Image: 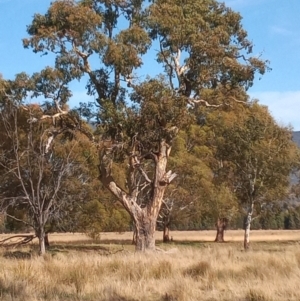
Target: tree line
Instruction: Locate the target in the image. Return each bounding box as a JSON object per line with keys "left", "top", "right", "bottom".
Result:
{"left": 0, "top": 0, "right": 299, "bottom": 255}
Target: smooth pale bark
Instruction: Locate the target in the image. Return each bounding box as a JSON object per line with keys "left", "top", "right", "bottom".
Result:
{"left": 37, "top": 229, "right": 46, "bottom": 255}
{"left": 244, "top": 202, "right": 254, "bottom": 250}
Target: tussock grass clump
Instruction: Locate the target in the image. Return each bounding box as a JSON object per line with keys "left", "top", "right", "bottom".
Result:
{"left": 294, "top": 251, "right": 300, "bottom": 267}
{"left": 162, "top": 283, "right": 188, "bottom": 301}
{"left": 183, "top": 260, "right": 212, "bottom": 279}
{"left": 266, "top": 255, "right": 293, "bottom": 277}
{"left": 63, "top": 264, "right": 90, "bottom": 295}
{"left": 148, "top": 260, "right": 174, "bottom": 279}
{"left": 0, "top": 240, "right": 300, "bottom": 301}
{"left": 245, "top": 289, "right": 272, "bottom": 301}
{"left": 243, "top": 264, "right": 270, "bottom": 280}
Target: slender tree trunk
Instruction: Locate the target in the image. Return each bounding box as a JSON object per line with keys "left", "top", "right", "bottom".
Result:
{"left": 37, "top": 229, "right": 46, "bottom": 255}
{"left": 163, "top": 223, "right": 170, "bottom": 243}
{"left": 132, "top": 225, "right": 137, "bottom": 245}
{"left": 244, "top": 202, "right": 254, "bottom": 250}
{"left": 162, "top": 213, "right": 171, "bottom": 243}
{"left": 44, "top": 233, "right": 50, "bottom": 248}
{"left": 214, "top": 218, "right": 227, "bottom": 242}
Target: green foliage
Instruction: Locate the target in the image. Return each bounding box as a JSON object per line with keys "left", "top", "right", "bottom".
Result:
{"left": 147, "top": 0, "right": 268, "bottom": 91}
{"left": 2, "top": 0, "right": 287, "bottom": 244}
{"left": 0, "top": 95, "right": 99, "bottom": 238}
{"left": 79, "top": 199, "right": 131, "bottom": 239}
{"left": 284, "top": 208, "right": 300, "bottom": 230}
{"left": 22, "top": 0, "right": 268, "bottom": 140}
{"left": 211, "top": 102, "right": 299, "bottom": 214}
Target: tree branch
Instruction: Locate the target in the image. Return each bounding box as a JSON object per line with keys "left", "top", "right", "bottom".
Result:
{"left": 5, "top": 213, "right": 34, "bottom": 228}
{"left": 159, "top": 170, "right": 177, "bottom": 185}
{"left": 0, "top": 234, "right": 36, "bottom": 247}
{"left": 187, "top": 98, "right": 222, "bottom": 108}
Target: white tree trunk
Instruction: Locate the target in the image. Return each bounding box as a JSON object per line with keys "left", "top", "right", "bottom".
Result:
{"left": 244, "top": 202, "right": 254, "bottom": 250}
{"left": 38, "top": 231, "right": 46, "bottom": 255}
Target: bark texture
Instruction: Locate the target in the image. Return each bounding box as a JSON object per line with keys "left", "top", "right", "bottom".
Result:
{"left": 99, "top": 139, "right": 176, "bottom": 251}
{"left": 214, "top": 218, "right": 228, "bottom": 242}
{"left": 37, "top": 229, "right": 46, "bottom": 255}
{"left": 163, "top": 223, "right": 170, "bottom": 243}
{"left": 135, "top": 212, "right": 156, "bottom": 251}
{"left": 44, "top": 233, "right": 50, "bottom": 248}
{"left": 244, "top": 203, "right": 254, "bottom": 250}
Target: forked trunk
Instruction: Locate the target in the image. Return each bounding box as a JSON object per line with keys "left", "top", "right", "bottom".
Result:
{"left": 99, "top": 139, "right": 176, "bottom": 252}
{"left": 214, "top": 218, "right": 227, "bottom": 242}
{"left": 244, "top": 202, "right": 254, "bottom": 250}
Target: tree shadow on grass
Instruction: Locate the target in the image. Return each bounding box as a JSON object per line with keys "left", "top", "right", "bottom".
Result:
{"left": 96, "top": 239, "right": 133, "bottom": 245}
{"left": 0, "top": 243, "right": 126, "bottom": 259}
{"left": 106, "top": 294, "right": 138, "bottom": 301}
{"left": 46, "top": 243, "right": 131, "bottom": 256}
{"left": 3, "top": 250, "right": 32, "bottom": 259}
{"left": 248, "top": 240, "right": 299, "bottom": 253}
{"left": 157, "top": 240, "right": 214, "bottom": 248}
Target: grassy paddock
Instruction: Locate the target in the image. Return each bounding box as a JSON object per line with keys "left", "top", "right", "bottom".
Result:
{"left": 1, "top": 229, "right": 298, "bottom": 244}
{"left": 94, "top": 229, "right": 300, "bottom": 243}
{"left": 0, "top": 230, "right": 300, "bottom": 301}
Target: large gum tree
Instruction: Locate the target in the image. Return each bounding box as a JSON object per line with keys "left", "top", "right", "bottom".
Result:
{"left": 23, "top": 0, "right": 267, "bottom": 251}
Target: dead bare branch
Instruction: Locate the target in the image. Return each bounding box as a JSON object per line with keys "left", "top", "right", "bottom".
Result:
{"left": 5, "top": 213, "right": 34, "bottom": 228}
{"left": 188, "top": 98, "right": 222, "bottom": 108}
{"left": 0, "top": 234, "right": 36, "bottom": 248}
{"left": 159, "top": 170, "right": 177, "bottom": 185}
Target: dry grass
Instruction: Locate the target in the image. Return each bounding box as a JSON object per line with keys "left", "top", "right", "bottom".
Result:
{"left": 0, "top": 231, "right": 300, "bottom": 300}
{"left": 1, "top": 229, "right": 298, "bottom": 245}
{"left": 50, "top": 229, "right": 300, "bottom": 243}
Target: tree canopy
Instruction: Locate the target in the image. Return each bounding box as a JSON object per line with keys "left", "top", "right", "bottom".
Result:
{"left": 2, "top": 0, "right": 298, "bottom": 254}
{"left": 20, "top": 0, "right": 270, "bottom": 251}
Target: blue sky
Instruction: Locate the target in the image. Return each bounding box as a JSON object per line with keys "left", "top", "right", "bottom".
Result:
{"left": 1, "top": 0, "right": 300, "bottom": 130}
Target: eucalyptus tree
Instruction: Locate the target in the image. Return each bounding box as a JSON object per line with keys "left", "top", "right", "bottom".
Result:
{"left": 212, "top": 103, "right": 299, "bottom": 249}
{"left": 23, "top": 0, "right": 267, "bottom": 251}
{"left": 159, "top": 124, "right": 214, "bottom": 241}
{"left": 160, "top": 122, "right": 238, "bottom": 241}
